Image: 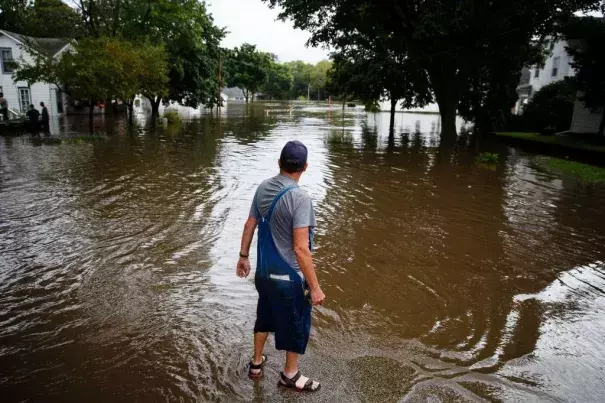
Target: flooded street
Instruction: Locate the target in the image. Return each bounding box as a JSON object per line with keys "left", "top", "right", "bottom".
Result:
{"left": 1, "top": 103, "right": 605, "bottom": 402}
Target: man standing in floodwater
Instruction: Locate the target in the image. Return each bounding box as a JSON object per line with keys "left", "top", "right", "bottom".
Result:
{"left": 236, "top": 140, "right": 325, "bottom": 392}
{"left": 26, "top": 104, "right": 40, "bottom": 133}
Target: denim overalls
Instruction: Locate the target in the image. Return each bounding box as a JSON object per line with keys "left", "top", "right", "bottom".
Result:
{"left": 253, "top": 185, "right": 313, "bottom": 355}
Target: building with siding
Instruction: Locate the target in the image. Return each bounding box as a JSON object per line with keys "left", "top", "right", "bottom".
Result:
{"left": 570, "top": 93, "right": 604, "bottom": 134}
{"left": 515, "top": 41, "right": 574, "bottom": 113}
{"left": 515, "top": 39, "right": 603, "bottom": 134}
{"left": 0, "top": 30, "right": 70, "bottom": 120}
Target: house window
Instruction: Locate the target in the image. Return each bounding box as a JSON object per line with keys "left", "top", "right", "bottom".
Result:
{"left": 18, "top": 87, "right": 31, "bottom": 112}
{"left": 56, "top": 89, "right": 64, "bottom": 113}
{"left": 1, "top": 48, "right": 13, "bottom": 73}
{"left": 552, "top": 56, "right": 560, "bottom": 77}
{"left": 534, "top": 68, "right": 540, "bottom": 79}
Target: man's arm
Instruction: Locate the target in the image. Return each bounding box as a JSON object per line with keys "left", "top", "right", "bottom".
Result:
{"left": 293, "top": 227, "right": 325, "bottom": 305}
{"left": 236, "top": 216, "right": 257, "bottom": 278}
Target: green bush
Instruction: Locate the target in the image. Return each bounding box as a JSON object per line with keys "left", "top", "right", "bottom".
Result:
{"left": 476, "top": 152, "right": 499, "bottom": 164}
{"left": 163, "top": 110, "right": 182, "bottom": 124}
{"left": 364, "top": 100, "right": 380, "bottom": 112}
{"left": 521, "top": 80, "right": 576, "bottom": 134}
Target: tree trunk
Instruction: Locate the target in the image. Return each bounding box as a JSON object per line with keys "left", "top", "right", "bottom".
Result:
{"left": 88, "top": 98, "right": 94, "bottom": 133}
{"left": 427, "top": 64, "right": 458, "bottom": 143}
{"left": 127, "top": 99, "right": 134, "bottom": 122}
{"left": 148, "top": 97, "right": 161, "bottom": 116}
{"left": 440, "top": 107, "right": 457, "bottom": 141}
{"left": 244, "top": 89, "right": 249, "bottom": 103}
{"left": 599, "top": 106, "right": 605, "bottom": 136}
{"left": 389, "top": 98, "right": 397, "bottom": 133}
{"left": 88, "top": 98, "right": 94, "bottom": 121}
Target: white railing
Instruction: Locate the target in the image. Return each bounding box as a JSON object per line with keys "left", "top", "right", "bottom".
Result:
{"left": 1, "top": 107, "right": 22, "bottom": 121}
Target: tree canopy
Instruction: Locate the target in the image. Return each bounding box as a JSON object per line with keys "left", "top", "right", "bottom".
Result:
{"left": 35, "top": 0, "right": 225, "bottom": 113}
{"left": 284, "top": 60, "right": 314, "bottom": 99}
{"left": 225, "top": 44, "right": 273, "bottom": 102}
{"left": 0, "top": 0, "right": 82, "bottom": 38}
{"left": 328, "top": 31, "right": 432, "bottom": 126}
{"left": 13, "top": 37, "right": 168, "bottom": 111}
{"left": 264, "top": 0, "right": 602, "bottom": 138}
{"left": 263, "top": 61, "right": 293, "bottom": 100}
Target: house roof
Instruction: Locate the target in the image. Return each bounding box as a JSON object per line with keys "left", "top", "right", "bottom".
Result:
{"left": 0, "top": 29, "right": 70, "bottom": 57}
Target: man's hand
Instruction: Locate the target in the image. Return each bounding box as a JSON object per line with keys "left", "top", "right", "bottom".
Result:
{"left": 236, "top": 257, "right": 251, "bottom": 278}
{"left": 310, "top": 286, "right": 325, "bottom": 306}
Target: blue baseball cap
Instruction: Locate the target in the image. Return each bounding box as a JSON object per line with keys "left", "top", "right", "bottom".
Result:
{"left": 280, "top": 140, "right": 308, "bottom": 172}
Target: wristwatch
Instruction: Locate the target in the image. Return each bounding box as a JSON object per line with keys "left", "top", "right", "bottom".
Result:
{"left": 239, "top": 252, "right": 249, "bottom": 258}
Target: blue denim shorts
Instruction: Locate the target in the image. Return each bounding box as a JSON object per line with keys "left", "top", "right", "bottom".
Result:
{"left": 254, "top": 276, "right": 312, "bottom": 355}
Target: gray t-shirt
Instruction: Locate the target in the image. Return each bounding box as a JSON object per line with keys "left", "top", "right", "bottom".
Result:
{"left": 249, "top": 174, "right": 316, "bottom": 270}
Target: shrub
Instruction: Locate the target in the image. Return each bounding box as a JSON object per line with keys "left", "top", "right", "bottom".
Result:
{"left": 163, "top": 110, "right": 182, "bottom": 124}
{"left": 521, "top": 79, "right": 576, "bottom": 134}
{"left": 364, "top": 100, "right": 380, "bottom": 112}
{"left": 476, "top": 152, "right": 499, "bottom": 164}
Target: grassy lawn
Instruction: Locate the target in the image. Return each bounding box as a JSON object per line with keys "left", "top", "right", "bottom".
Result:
{"left": 494, "top": 132, "right": 605, "bottom": 153}
{"left": 541, "top": 157, "right": 605, "bottom": 184}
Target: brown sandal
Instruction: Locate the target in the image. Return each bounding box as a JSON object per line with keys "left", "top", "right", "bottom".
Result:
{"left": 248, "top": 355, "right": 267, "bottom": 377}
{"left": 278, "top": 371, "right": 321, "bottom": 392}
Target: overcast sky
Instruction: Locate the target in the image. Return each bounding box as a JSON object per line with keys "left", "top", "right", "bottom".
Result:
{"left": 206, "top": 0, "right": 330, "bottom": 64}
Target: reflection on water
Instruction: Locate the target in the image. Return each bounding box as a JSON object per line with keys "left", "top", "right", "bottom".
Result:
{"left": 1, "top": 103, "right": 605, "bottom": 402}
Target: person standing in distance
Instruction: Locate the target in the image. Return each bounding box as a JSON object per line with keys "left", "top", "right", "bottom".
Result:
{"left": 236, "top": 140, "right": 325, "bottom": 392}
{"left": 26, "top": 104, "right": 40, "bottom": 134}
{"left": 0, "top": 92, "right": 9, "bottom": 121}
{"left": 40, "top": 102, "right": 50, "bottom": 134}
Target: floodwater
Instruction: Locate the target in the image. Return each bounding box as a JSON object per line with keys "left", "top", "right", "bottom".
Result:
{"left": 1, "top": 102, "right": 605, "bottom": 402}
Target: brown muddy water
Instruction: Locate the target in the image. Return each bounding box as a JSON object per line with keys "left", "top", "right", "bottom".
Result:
{"left": 1, "top": 102, "right": 605, "bottom": 402}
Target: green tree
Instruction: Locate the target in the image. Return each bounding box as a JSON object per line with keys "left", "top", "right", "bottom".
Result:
{"left": 0, "top": 0, "right": 81, "bottom": 38}
{"left": 264, "top": 0, "right": 601, "bottom": 140}
{"left": 0, "top": 0, "right": 31, "bottom": 33}
{"left": 226, "top": 43, "right": 271, "bottom": 103}
{"left": 263, "top": 60, "right": 294, "bottom": 100}
{"left": 13, "top": 37, "right": 168, "bottom": 120}
{"left": 73, "top": 0, "right": 224, "bottom": 114}
{"left": 562, "top": 16, "right": 605, "bottom": 135}
{"left": 309, "top": 60, "right": 332, "bottom": 101}
{"left": 26, "top": 0, "right": 82, "bottom": 38}
{"left": 126, "top": 0, "right": 224, "bottom": 113}
{"left": 284, "top": 60, "right": 314, "bottom": 99}
{"left": 328, "top": 32, "right": 432, "bottom": 129}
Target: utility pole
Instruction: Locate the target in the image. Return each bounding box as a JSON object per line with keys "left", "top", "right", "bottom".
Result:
{"left": 307, "top": 83, "right": 310, "bottom": 102}
{"left": 217, "top": 53, "right": 222, "bottom": 112}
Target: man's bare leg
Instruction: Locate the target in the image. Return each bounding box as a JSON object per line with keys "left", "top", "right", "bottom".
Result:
{"left": 249, "top": 332, "right": 269, "bottom": 376}
{"left": 284, "top": 351, "right": 299, "bottom": 377}
{"left": 253, "top": 332, "right": 268, "bottom": 364}
{"left": 281, "top": 351, "right": 320, "bottom": 391}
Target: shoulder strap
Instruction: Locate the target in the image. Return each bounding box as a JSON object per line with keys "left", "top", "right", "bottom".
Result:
{"left": 266, "top": 185, "right": 297, "bottom": 220}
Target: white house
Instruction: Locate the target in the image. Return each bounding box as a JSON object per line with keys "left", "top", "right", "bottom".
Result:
{"left": 515, "top": 41, "right": 575, "bottom": 113}
{"left": 515, "top": 39, "right": 603, "bottom": 134}
{"left": 0, "top": 30, "right": 70, "bottom": 119}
